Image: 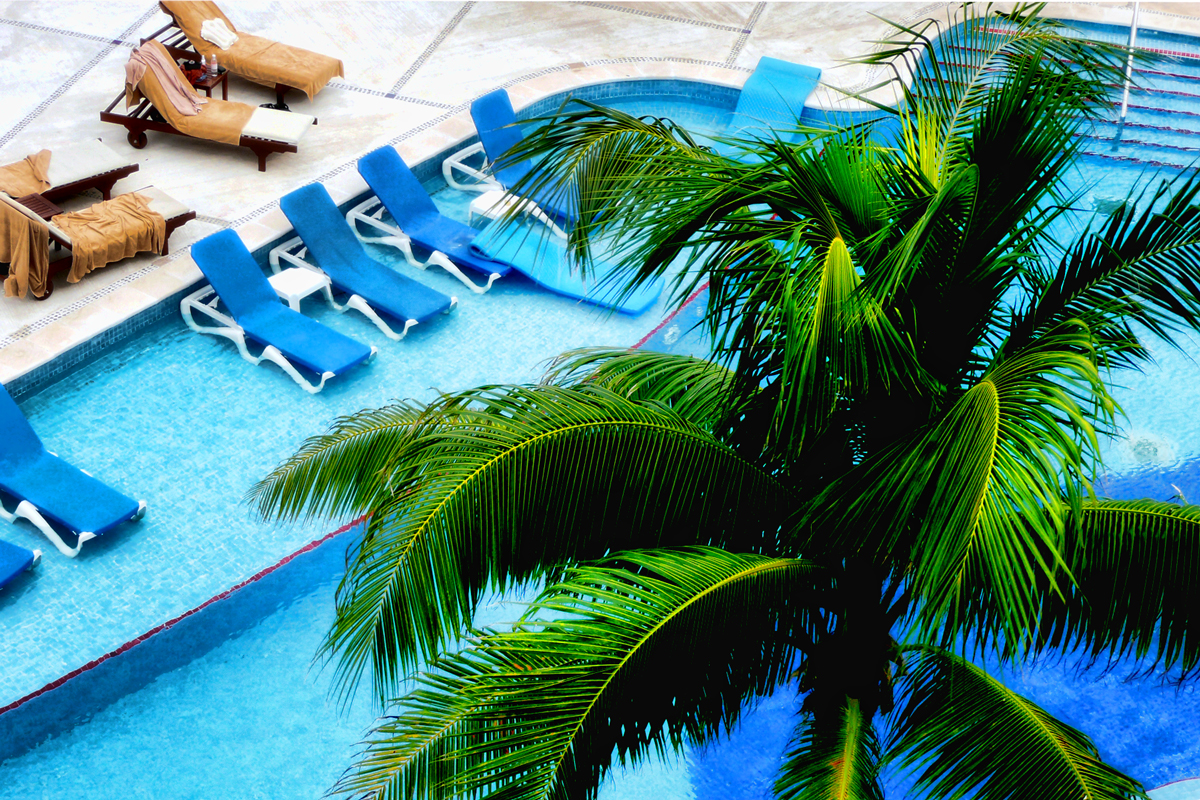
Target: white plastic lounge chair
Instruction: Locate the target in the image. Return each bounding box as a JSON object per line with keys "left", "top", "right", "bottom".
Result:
{"left": 0, "top": 383, "right": 146, "bottom": 558}
{"left": 274, "top": 182, "right": 457, "bottom": 341}
{"left": 183, "top": 229, "right": 377, "bottom": 393}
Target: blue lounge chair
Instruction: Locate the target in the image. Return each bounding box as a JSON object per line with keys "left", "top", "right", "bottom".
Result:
{"left": 470, "top": 223, "right": 663, "bottom": 316}
{"left": 183, "top": 229, "right": 377, "bottom": 394}
{"left": 351, "top": 146, "right": 510, "bottom": 295}
{"left": 0, "top": 383, "right": 145, "bottom": 557}
{"left": 278, "top": 183, "right": 457, "bottom": 341}
{"left": 0, "top": 539, "right": 39, "bottom": 589}
{"left": 717, "top": 57, "right": 822, "bottom": 157}
{"left": 469, "top": 89, "right": 578, "bottom": 228}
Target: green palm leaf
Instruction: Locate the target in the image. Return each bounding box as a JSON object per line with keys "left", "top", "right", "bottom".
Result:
{"left": 775, "top": 699, "right": 884, "bottom": 800}
{"left": 1034, "top": 499, "right": 1200, "bottom": 677}
{"left": 333, "top": 547, "right": 814, "bottom": 800}
{"left": 1007, "top": 171, "right": 1200, "bottom": 369}
{"left": 543, "top": 347, "right": 739, "bottom": 432}
{"left": 886, "top": 645, "right": 1147, "bottom": 800}
{"left": 320, "top": 385, "right": 794, "bottom": 704}
{"left": 800, "top": 323, "right": 1112, "bottom": 646}
{"left": 247, "top": 401, "right": 426, "bottom": 523}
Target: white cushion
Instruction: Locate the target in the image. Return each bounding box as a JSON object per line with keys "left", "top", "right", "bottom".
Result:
{"left": 241, "top": 108, "right": 315, "bottom": 146}
{"left": 130, "top": 185, "right": 192, "bottom": 220}
{"left": 45, "top": 140, "right": 135, "bottom": 188}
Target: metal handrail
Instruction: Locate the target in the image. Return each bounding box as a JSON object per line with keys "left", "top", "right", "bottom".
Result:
{"left": 1119, "top": 1, "right": 1142, "bottom": 122}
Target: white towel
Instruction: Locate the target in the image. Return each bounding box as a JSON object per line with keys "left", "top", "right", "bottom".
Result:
{"left": 200, "top": 18, "right": 238, "bottom": 50}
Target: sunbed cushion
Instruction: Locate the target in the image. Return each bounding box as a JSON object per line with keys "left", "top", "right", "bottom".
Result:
{"left": 131, "top": 185, "right": 192, "bottom": 220}
{"left": 727, "top": 57, "right": 821, "bottom": 141}
{"left": 238, "top": 302, "right": 374, "bottom": 377}
{"left": 242, "top": 107, "right": 314, "bottom": 146}
{"left": 280, "top": 183, "right": 453, "bottom": 323}
{"left": 0, "top": 383, "right": 141, "bottom": 536}
{"left": 45, "top": 140, "right": 134, "bottom": 188}
{"left": 191, "top": 229, "right": 283, "bottom": 321}
{"left": 357, "top": 147, "right": 511, "bottom": 277}
{"left": 0, "top": 450, "right": 141, "bottom": 536}
{"left": 0, "top": 539, "right": 36, "bottom": 588}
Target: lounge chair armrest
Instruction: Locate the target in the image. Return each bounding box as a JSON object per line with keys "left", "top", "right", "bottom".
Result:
{"left": 267, "top": 236, "right": 315, "bottom": 275}
{"left": 442, "top": 142, "right": 500, "bottom": 192}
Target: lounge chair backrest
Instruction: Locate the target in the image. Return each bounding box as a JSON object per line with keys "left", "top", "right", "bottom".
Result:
{"left": 470, "top": 89, "right": 527, "bottom": 168}
{"left": 0, "top": 383, "right": 46, "bottom": 468}
{"left": 191, "top": 229, "right": 282, "bottom": 320}
{"left": 161, "top": 0, "right": 238, "bottom": 47}
{"left": 357, "top": 147, "right": 438, "bottom": 225}
{"left": 279, "top": 183, "right": 368, "bottom": 277}
{"left": 729, "top": 56, "right": 821, "bottom": 140}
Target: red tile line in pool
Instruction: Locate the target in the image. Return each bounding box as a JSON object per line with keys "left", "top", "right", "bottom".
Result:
{"left": 632, "top": 281, "right": 710, "bottom": 350}
{"left": 0, "top": 282, "right": 714, "bottom": 720}
{"left": 0, "top": 514, "right": 366, "bottom": 719}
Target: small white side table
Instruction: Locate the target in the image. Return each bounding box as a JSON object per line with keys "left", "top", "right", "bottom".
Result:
{"left": 467, "top": 189, "right": 568, "bottom": 239}
{"left": 268, "top": 267, "right": 330, "bottom": 311}
{"left": 467, "top": 189, "right": 516, "bottom": 225}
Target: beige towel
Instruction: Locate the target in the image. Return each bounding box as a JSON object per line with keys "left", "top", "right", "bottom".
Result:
{"left": 127, "top": 40, "right": 253, "bottom": 146}
{"left": 162, "top": 0, "right": 344, "bottom": 100}
{"left": 0, "top": 150, "right": 52, "bottom": 197}
{"left": 126, "top": 42, "right": 206, "bottom": 116}
{"left": 1, "top": 201, "right": 50, "bottom": 300}
{"left": 52, "top": 192, "right": 166, "bottom": 284}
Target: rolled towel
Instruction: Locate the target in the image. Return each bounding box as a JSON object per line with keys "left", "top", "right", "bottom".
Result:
{"left": 200, "top": 18, "right": 238, "bottom": 50}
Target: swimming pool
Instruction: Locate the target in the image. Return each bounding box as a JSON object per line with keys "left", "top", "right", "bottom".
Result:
{"left": 3, "top": 17, "right": 1200, "bottom": 798}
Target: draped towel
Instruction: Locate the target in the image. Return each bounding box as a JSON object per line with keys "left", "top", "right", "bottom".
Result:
{"left": 0, "top": 150, "right": 52, "bottom": 197}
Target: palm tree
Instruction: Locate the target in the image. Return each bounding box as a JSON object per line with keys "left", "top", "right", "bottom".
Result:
{"left": 253, "top": 6, "right": 1200, "bottom": 799}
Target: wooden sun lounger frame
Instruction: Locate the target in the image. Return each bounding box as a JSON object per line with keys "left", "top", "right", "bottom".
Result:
{"left": 33, "top": 200, "right": 196, "bottom": 300}
{"left": 143, "top": 16, "right": 299, "bottom": 109}
{"left": 100, "top": 91, "right": 313, "bottom": 172}
{"left": 41, "top": 161, "right": 140, "bottom": 203}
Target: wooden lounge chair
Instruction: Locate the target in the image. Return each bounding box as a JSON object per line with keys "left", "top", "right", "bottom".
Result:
{"left": 149, "top": 1, "right": 344, "bottom": 110}
{"left": 0, "top": 140, "right": 139, "bottom": 203}
{"left": 100, "top": 40, "right": 316, "bottom": 172}
{"left": 0, "top": 186, "right": 195, "bottom": 300}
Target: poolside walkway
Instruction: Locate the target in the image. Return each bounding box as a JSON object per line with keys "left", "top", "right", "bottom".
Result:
{"left": 1, "top": 1, "right": 1190, "bottom": 387}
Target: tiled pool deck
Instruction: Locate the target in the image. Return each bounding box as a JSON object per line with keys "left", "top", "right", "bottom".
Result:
{"left": 3, "top": 1, "right": 1200, "bottom": 793}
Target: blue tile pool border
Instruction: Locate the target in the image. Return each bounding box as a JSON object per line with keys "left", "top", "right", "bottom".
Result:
{"left": 2, "top": 77, "right": 737, "bottom": 401}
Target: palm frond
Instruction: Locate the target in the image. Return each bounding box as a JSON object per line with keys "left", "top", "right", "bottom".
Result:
{"left": 1007, "top": 171, "right": 1200, "bottom": 369}
{"left": 333, "top": 547, "right": 814, "bottom": 800}
{"left": 247, "top": 401, "right": 426, "bottom": 523}
{"left": 542, "top": 347, "right": 739, "bottom": 432}
{"left": 886, "top": 644, "right": 1147, "bottom": 800}
{"left": 775, "top": 699, "right": 885, "bottom": 800}
{"left": 1033, "top": 499, "right": 1200, "bottom": 678}
{"left": 320, "top": 385, "right": 794, "bottom": 704}
{"left": 798, "top": 322, "right": 1113, "bottom": 648}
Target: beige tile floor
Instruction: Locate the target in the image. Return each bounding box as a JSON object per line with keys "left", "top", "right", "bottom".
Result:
{"left": 0, "top": 1, "right": 1196, "bottom": 386}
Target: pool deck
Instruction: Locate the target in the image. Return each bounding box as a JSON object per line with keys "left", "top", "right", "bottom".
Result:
{"left": 3, "top": 1, "right": 1199, "bottom": 388}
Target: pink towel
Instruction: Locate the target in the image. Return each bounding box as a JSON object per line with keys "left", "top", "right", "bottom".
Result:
{"left": 125, "top": 43, "right": 206, "bottom": 116}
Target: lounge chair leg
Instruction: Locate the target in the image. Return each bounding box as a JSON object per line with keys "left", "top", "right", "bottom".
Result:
{"left": 427, "top": 251, "right": 500, "bottom": 294}
{"left": 344, "top": 294, "right": 417, "bottom": 341}
{"left": 0, "top": 499, "right": 95, "bottom": 558}
{"left": 257, "top": 150, "right": 268, "bottom": 172}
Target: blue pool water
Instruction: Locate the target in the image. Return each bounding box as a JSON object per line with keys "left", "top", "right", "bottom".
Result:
{"left": 5, "top": 20, "right": 1200, "bottom": 797}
